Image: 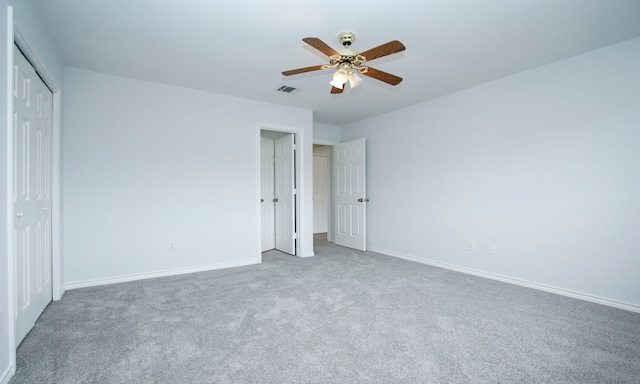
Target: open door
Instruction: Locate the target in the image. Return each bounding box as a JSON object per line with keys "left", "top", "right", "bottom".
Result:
{"left": 275, "top": 134, "right": 296, "bottom": 254}
{"left": 260, "top": 137, "right": 275, "bottom": 252}
{"left": 334, "top": 138, "right": 367, "bottom": 251}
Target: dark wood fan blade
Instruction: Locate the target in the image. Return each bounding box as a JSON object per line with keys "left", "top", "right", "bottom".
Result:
{"left": 359, "top": 40, "right": 406, "bottom": 62}
{"left": 362, "top": 67, "right": 403, "bottom": 86}
{"left": 331, "top": 86, "right": 344, "bottom": 94}
{"left": 303, "top": 37, "right": 340, "bottom": 57}
{"left": 282, "top": 65, "right": 326, "bottom": 76}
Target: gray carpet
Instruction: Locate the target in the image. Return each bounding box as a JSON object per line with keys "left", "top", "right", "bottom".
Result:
{"left": 10, "top": 235, "right": 640, "bottom": 383}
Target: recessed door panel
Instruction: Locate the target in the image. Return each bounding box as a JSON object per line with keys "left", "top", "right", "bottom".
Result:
{"left": 17, "top": 225, "right": 30, "bottom": 311}
{"left": 350, "top": 162, "right": 361, "bottom": 195}
{"left": 20, "top": 119, "right": 30, "bottom": 201}
{"left": 350, "top": 205, "right": 361, "bottom": 236}
{"left": 337, "top": 204, "right": 347, "bottom": 235}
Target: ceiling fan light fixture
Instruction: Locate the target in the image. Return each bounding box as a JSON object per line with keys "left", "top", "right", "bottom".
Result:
{"left": 282, "top": 33, "right": 406, "bottom": 94}
{"left": 348, "top": 71, "right": 363, "bottom": 89}
{"left": 329, "top": 68, "right": 349, "bottom": 89}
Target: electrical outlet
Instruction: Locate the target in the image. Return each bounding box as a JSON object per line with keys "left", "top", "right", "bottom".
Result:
{"left": 466, "top": 241, "right": 475, "bottom": 251}
{"left": 169, "top": 242, "right": 176, "bottom": 251}
{"left": 487, "top": 243, "right": 496, "bottom": 255}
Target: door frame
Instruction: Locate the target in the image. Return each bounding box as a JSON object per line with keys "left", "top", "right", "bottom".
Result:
{"left": 256, "top": 123, "right": 311, "bottom": 259}
{"left": 313, "top": 139, "right": 338, "bottom": 243}
{"left": 5, "top": 10, "right": 64, "bottom": 369}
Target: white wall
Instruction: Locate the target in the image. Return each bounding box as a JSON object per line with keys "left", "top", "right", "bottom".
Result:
{"left": 63, "top": 68, "right": 313, "bottom": 287}
{"left": 9, "top": 0, "right": 64, "bottom": 83}
{"left": 342, "top": 37, "right": 640, "bottom": 310}
{"left": 313, "top": 123, "right": 341, "bottom": 144}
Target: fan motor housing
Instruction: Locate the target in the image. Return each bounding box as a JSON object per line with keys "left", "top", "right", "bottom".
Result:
{"left": 339, "top": 32, "right": 355, "bottom": 46}
{"left": 338, "top": 48, "right": 358, "bottom": 59}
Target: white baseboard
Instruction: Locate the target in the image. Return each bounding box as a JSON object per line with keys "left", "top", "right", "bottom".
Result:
{"left": 64, "top": 258, "right": 260, "bottom": 291}
{"left": 368, "top": 246, "right": 640, "bottom": 314}
{"left": 0, "top": 364, "right": 14, "bottom": 384}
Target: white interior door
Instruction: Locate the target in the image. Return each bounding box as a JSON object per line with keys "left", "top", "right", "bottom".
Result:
{"left": 334, "top": 138, "right": 367, "bottom": 251}
{"left": 313, "top": 154, "right": 329, "bottom": 233}
{"left": 260, "top": 137, "right": 275, "bottom": 252}
{"left": 13, "top": 44, "right": 53, "bottom": 345}
{"left": 275, "top": 134, "right": 296, "bottom": 255}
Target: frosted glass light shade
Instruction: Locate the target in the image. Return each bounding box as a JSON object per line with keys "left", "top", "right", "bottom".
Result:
{"left": 330, "top": 69, "right": 348, "bottom": 89}
{"left": 348, "top": 72, "right": 363, "bottom": 89}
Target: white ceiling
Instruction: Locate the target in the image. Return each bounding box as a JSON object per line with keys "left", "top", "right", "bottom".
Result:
{"left": 32, "top": 0, "right": 640, "bottom": 126}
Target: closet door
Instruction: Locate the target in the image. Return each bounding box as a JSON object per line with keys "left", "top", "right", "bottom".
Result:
{"left": 260, "top": 137, "right": 275, "bottom": 251}
{"left": 13, "top": 44, "right": 53, "bottom": 345}
{"left": 275, "top": 134, "right": 295, "bottom": 255}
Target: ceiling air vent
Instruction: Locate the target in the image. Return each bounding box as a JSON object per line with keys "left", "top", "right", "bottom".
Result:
{"left": 277, "top": 85, "right": 298, "bottom": 94}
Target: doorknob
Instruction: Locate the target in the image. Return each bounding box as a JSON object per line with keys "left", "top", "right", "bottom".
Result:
{"left": 273, "top": 198, "right": 279, "bottom": 203}
{"left": 260, "top": 199, "right": 264, "bottom": 202}
{"left": 357, "top": 198, "right": 370, "bottom": 203}
{"left": 16, "top": 212, "right": 23, "bottom": 218}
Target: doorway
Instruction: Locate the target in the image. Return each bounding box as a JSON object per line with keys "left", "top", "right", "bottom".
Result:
{"left": 312, "top": 138, "right": 368, "bottom": 251}
{"left": 260, "top": 130, "right": 297, "bottom": 255}
{"left": 313, "top": 145, "right": 330, "bottom": 238}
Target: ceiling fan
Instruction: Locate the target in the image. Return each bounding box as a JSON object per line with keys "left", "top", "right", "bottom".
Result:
{"left": 282, "top": 32, "right": 406, "bottom": 94}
